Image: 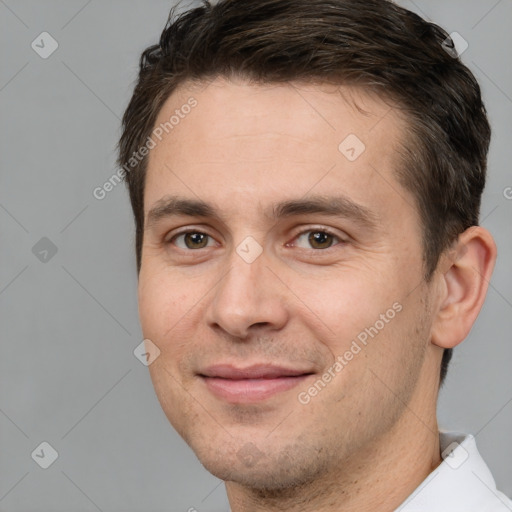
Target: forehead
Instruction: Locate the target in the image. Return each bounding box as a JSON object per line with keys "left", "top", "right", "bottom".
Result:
{"left": 144, "top": 77, "right": 414, "bottom": 225}
{"left": 157, "top": 77, "right": 404, "bottom": 149}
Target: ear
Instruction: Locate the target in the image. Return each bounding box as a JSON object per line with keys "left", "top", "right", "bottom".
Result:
{"left": 431, "top": 226, "right": 497, "bottom": 349}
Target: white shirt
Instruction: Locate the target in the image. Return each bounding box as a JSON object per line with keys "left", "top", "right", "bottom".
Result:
{"left": 397, "top": 431, "right": 512, "bottom": 511}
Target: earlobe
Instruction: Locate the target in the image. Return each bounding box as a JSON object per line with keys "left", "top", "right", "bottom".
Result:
{"left": 431, "top": 226, "right": 497, "bottom": 349}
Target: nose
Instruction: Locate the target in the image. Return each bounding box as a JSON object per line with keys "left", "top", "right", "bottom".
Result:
{"left": 204, "top": 243, "right": 289, "bottom": 340}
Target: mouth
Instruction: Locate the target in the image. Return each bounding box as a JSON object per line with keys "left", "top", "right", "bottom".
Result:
{"left": 198, "top": 364, "right": 315, "bottom": 403}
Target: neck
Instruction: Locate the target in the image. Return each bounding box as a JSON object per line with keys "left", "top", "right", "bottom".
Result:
{"left": 226, "top": 393, "right": 442, "bottom": 512}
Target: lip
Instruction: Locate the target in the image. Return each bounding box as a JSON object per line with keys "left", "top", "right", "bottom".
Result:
{"left": 199, "top": 364, "right": 315, "bottom": 403}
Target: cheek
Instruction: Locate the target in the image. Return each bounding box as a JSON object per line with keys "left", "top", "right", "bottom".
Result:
{"left": 137, "top": 272, "right": 186, "bottom": 338}
{"left": 297, "top": 274, "right": 396, "bottom": 352}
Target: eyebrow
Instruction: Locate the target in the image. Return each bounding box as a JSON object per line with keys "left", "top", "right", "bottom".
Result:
{"left": 145, "top": 194, "right": 379, "bottom": 232}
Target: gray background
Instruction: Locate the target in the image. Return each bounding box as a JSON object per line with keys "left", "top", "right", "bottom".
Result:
{"left": 1, "top": 0, "right": 511, "bottom": 510}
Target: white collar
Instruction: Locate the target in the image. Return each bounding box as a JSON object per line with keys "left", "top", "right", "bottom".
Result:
{"left": 396, "top": 431, "right": 512, "bottom": 511}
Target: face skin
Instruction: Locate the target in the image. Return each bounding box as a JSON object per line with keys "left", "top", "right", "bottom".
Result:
{"left": 137, "top": 77, "right": 496, "bottom": 512}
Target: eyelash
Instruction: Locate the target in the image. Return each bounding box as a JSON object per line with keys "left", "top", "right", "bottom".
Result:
{"left": 166, "top": 227, "right": 346, "bottom": 251}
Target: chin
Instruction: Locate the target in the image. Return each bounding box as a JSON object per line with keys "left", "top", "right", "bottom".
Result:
{"left": 191, "top": 436, "right": 331, "bottom": 492}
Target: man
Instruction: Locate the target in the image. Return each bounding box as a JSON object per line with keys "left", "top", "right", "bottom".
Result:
{"left": 118, "top": 0, "right": 511, "bottom": 510}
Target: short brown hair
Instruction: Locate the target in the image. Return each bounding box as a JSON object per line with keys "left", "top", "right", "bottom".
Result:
{"left": 118, "top": 0, "right": 491, "bottom": 386}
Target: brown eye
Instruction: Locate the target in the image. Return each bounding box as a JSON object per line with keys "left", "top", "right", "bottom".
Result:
{"left": 308, "top": 231, "right": 334, "bottom": 249}
{"left": 171, "top": 231, "right": 212, "bottom": 249}
{"left": 293, "top": 230, "right": 341, "bottom": 250}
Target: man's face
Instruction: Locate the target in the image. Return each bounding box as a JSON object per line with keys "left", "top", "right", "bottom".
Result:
{"left": 138, "top": 78, "right": 438, "bottom": 488}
